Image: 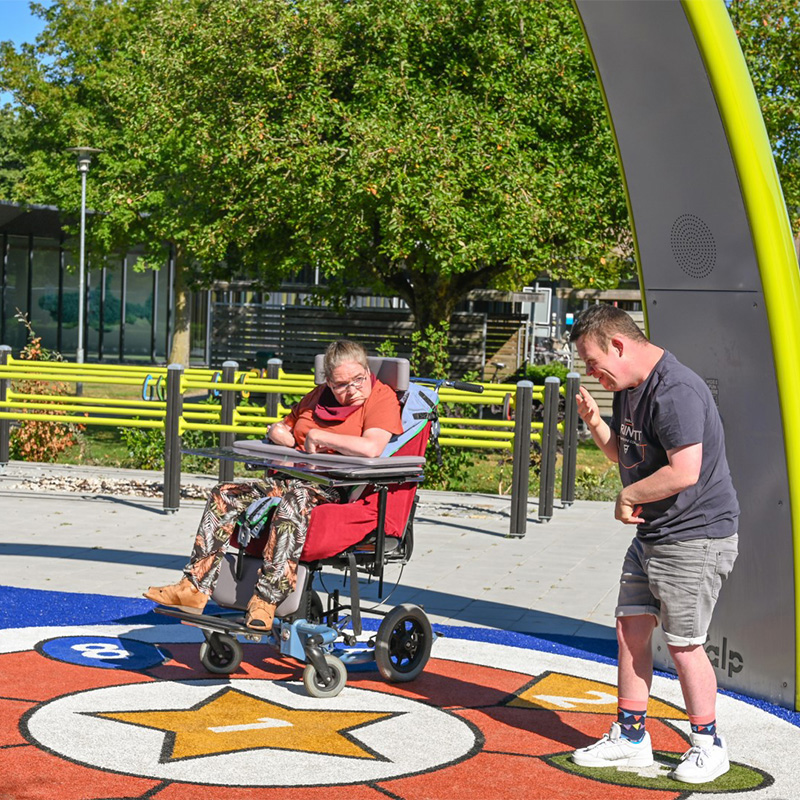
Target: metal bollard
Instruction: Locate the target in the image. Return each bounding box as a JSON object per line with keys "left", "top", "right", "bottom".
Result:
{"left": 0, "top": 345, "right": 10, "bottom": 468}
{"left": 218, "top": 360, "right": 238, "bottom": 483}
{"left": 561, "top": 372, "right": 581, "bottom": 507}
{"left": 163, "top": 363, "right": 184, "bottom": 513}
{"left": 265, "top": 357, "right": 282, "bottom": 418}
{"left": 538, "top": 376, "right": 560, "bottom": 522}
{"left": 509, "top": 380, "right": 533, "bottom": 537}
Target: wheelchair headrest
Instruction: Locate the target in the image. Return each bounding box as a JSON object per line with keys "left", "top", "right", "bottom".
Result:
{"left": 314, "top": 355, "right": 410, "bottom": 392}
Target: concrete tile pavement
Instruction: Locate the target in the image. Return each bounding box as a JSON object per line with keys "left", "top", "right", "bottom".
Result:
{"left": 0, "top": 461, "right": 630, "bottom": 643}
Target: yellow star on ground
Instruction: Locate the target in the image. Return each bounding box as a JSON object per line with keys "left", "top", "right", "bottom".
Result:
{"left": 91, "top": 687, "right": 399, "bottom": 762}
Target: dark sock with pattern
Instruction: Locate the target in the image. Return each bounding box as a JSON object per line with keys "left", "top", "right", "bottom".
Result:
{"left": 617, "top": 706, "right": 647, "bottom": 743}
{"left": 691, "top": 718, "right": 721, "bottom": 747}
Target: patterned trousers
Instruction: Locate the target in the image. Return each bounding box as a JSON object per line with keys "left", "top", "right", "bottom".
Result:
{"left": 184, "top": 478, "right": 343, "bottom": 604}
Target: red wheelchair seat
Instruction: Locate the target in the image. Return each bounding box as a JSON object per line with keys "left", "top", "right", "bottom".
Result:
{"left": 300, "top": 425, "right": 429, "bottom": 561}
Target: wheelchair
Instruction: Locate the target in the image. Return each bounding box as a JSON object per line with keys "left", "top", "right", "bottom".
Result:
{"left": 155, "top": 356, "right": 480, "bottom": 698}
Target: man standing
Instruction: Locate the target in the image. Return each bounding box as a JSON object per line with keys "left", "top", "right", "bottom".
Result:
{"left": 569, "top": 304, "right": 739, "bottom": 784}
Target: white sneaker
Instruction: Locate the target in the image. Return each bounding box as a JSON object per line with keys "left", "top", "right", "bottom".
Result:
{"left": 670, "top": 733, "right": 730, "bottom": 784}
{"left": 572, "top": 722, "right": 654, "bottom": 768}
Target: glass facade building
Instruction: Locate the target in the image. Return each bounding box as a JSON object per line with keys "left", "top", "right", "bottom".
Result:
{"left": 0, "top": 203, "right": 210, "bottom": 363}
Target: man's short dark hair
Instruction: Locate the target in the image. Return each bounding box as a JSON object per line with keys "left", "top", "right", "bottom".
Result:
{"left": 570, "top": 304, "right": 648, "bottom": 351}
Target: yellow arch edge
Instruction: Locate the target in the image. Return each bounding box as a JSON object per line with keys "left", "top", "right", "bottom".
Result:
{"left": 683, "top": 0, "right": 800, "bottom": 709}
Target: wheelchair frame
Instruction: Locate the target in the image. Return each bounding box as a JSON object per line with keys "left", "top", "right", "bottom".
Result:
{"left": 155, "top": 452, "right": 434, "bottom": 698}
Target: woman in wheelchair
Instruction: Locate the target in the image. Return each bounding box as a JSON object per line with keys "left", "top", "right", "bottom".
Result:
{"left": 144, "top": 340, "right": 403, "bottom": 631}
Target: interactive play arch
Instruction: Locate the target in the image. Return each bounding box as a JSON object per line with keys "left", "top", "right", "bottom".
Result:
{"left": 573, "top": 0, "right": 800, "bottom": 709}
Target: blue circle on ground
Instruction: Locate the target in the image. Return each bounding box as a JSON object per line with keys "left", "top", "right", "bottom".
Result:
{"left": 39, "top": 636, "right": 167, "bottom": 670}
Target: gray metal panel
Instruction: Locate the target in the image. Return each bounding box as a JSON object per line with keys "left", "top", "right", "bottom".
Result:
{"left": 648, "top": 290, "right": 795, "bottom": 704}
{"left": 576, "top": 0, "right": 758, "bottom": 293}
{"left": 575, "top": 0, "right": 795, "bottom": 706}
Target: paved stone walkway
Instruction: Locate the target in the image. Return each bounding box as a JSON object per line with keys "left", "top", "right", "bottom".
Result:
{"left": 0, "top": 460, "right": 622, "bottom": 639}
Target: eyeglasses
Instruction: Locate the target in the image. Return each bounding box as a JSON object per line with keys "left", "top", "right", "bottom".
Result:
{"left": 328, "top": 373, "right": 368, "bottom": 392}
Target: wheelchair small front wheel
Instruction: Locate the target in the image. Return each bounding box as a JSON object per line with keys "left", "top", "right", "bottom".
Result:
{"left": 375, "top": 604, "right": 433, "bottom": 682}
{"left": 199, "top": 633, "right": 243, "bottom": 674}
{"left": 303, "top": 654, "right": 347, "bottom": 698}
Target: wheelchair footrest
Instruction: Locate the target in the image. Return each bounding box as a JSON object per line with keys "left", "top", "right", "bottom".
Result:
{"left": 153, "top": 606, "right": 267, "bottom": 639}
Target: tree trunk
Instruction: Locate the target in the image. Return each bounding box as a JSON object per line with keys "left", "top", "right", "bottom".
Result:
{"left": 168, "top": 244, "right": 192, "bottom": 366}
{"left": 409, "top": 280, "right": 459, "bottom": 334}
{"left": 403, "top": 261, "right": 506, "bottom": 332}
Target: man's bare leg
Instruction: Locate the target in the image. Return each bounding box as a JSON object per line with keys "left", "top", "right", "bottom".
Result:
{"left": 618, "top": 614, "right": 657, "bottom": 702}
{"left": 668, "top": 643, "right": 718, "bottom": 718}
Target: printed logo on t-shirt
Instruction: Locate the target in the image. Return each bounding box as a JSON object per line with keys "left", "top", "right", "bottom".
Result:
{"left": 619, "top": 417, "right": 645, "bottom": 469}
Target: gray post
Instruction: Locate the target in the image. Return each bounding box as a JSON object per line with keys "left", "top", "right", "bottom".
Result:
{"left": 561, "top": 372, "right": 581, "bottom": 507}
{"left": 265, "top": 357, "right": 282, "bottom": 418}
{"left": 0, "top": 345, "right": 10, "bottom": 468}
{"left": 509, "top": 380, "right": 533, "bottom": 537}
{"left": 219, "top": 360, "right": 238, "bottom": 483}
{"left": 538, "top": 376, "right": 560, "bottom": 522}
{"left": 163, "top": 363, "right": 184, "bottom": 513}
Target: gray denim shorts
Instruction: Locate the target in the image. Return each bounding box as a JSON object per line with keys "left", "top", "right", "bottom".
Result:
{"left": 615, "top": 534, "right": 738, "bottom": 647}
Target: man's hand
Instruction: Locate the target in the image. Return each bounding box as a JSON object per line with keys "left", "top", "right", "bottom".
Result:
{"left": 576, "top": 386, "right": 602, "bottom": 429}
{"left": 615, "top": 493, "right": 645, "bottom": 525}
{"left": 575, "top": 386, "right": 618, "bottom": 463}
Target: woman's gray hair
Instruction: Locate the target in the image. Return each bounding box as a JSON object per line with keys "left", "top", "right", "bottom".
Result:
{"left": 323, "top": 340, "right": 369, "bottom": 379}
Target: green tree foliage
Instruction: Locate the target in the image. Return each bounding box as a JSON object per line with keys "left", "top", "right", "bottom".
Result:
{"left": 3, "top": 0, "right": 797, "bottom": 337}
{"left": 729, "top": 0, "right": 800, "bottom": 235}
{"left": 1, "top": 0, "right": 630, "bottom": 335}
{"left": 0, "top": 0, "right": 194, "bottom": 361}
{"left": 0, "top": 106, "right": 27, "bottom": 200}
{"left": 120, "top": 0, "right": 632, "bottom": 328}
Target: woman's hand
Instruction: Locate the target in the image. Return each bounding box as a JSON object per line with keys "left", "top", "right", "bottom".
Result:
{"left": 304, "top": 429, "right": 332, "bottom": 454}
{"left": 304, "top": 427, "right": 390, "bottom": 457}
{"left": 268, "top": 422, "right": 295, "bottom": 447}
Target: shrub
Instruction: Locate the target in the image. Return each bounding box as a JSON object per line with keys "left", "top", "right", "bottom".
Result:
{"left": 9, "top": 314, "right": 84, "bottom": 462}
{"left": 517, "top": 361, "right": 570, "bottom": 385}
{"left": 410, "top": 321, "right": 450, "bottom": 379}
{"left": 573, "top": 465, "right": 621, "bottom": 501}
{"left": 375, "top": 339, "right": 398, "bottom": 358}
{"left": 421, "top": 444, "right": 476, "bottom": 492}
{"left": 120, "top": 396, "right": 246, "bottom": 473}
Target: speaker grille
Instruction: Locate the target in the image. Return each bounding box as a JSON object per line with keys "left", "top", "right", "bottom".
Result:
{"left": 670, "top": 214, "right": 716, "bottom": 279}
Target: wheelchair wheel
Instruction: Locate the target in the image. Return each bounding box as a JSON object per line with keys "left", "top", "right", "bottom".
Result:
{"left": 302, "top": 654, "right": 347, "bottom": 698}
{"left": 199, "top": 633, "right": 243, "bottom": 674}
{"left": 375, "top": 604, "right": 433, "bottom": 682}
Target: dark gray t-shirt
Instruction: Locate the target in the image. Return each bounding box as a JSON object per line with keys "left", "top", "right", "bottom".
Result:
{"left": 611, "top": 350, "right": 739, "bottom": 543}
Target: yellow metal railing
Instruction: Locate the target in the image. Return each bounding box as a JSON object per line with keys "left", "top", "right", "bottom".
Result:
{"left": 0, "top": 355, "right": 578, "bottom": 522}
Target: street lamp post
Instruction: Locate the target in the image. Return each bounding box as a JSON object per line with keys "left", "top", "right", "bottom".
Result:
{"left": 66, "top": 146, "right": 102, "bottom": 367}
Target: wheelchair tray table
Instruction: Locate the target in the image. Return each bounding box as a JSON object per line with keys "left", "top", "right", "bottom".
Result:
{"left": 182, "top": 440, "right": 426, "bottom": 486}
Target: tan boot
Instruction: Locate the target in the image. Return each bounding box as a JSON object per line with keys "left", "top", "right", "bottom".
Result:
{"left": 143, "top": 577, "right": 208, "bottom": 614}
{"left": 245, "top": 594, "right": 277, "bottom": 631}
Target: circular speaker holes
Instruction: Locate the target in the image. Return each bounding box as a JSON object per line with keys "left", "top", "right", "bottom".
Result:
{"left": 670, "top": 214, "right": 716, "bottom": 279}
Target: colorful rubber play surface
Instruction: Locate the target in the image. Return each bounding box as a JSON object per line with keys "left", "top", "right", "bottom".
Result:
{"left": 1, "top": 587, "right": 798, "bottom": 799}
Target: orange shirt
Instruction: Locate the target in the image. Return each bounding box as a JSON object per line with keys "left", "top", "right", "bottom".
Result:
{"left": 283, "top": 380, "right": 403, "bottom": 449}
